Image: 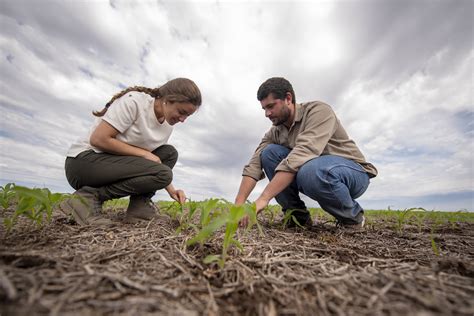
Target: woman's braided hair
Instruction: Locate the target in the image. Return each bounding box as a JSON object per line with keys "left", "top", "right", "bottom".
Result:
{"left": 93, "top": 78, "right": 202, "bottom": 117}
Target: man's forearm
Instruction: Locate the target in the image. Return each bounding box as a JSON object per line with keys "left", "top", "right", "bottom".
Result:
{"left": 258, "top": 171, "right": 295, "bottom": 202}
{"left": 235, "top": 176, "right": 257, "bottom": 205}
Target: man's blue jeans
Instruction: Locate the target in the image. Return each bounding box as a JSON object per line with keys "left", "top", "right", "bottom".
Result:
{"left": 261, "top": 144, "right": 370, "bottom": 224}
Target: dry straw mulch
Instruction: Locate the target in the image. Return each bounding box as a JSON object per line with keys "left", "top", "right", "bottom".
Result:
{"left": 0, "top": 208, "right": 473, "bottom": 316}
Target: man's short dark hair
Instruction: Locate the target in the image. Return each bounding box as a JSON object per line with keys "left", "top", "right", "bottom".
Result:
{"left": 257, "top": 77, "right": 296, "bottom": 104}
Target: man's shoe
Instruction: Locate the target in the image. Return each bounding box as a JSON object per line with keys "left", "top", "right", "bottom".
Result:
{"left": 336, "top": 215, "right": 365, "bottom": 230}
{"left": 125, "top": 194, "right": 158, "bottom": 223}
{"left": 283, "top": 209, "right": 312, "bottom": 228}
{"left": 58, "top": 186, "right": 112, "bottom": 226}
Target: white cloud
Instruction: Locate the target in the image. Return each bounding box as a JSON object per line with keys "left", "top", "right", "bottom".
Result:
{"left": 0, "top": 137, "right": 66, "bottom": 190}
{"left": 338, "top": 50, "right": 473, "bottom": 199}
{"left": 0, "top": 0, "right": 472, "bottom": 211}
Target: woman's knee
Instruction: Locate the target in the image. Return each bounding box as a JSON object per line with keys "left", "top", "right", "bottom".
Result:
{"left": 153, "top": 144, "right": 178, "bottom": 168}
{"left": 64, "top": 157, "right": 85, "bottom": 190}
{"left": 160, "top": 144, "right": 178, "bottom": 158}
{"left": 149, "top": 164, "right": 173, "bottom": 188}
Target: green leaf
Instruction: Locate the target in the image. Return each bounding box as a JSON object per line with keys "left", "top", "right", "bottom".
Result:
{"left": 187, "top": 214, "right": 228, "bottom": 246}
{"left": 16, "top": 197, "right": 38, "bottom": 216}
{"left": 188, "top": 223, "right": 199, "bottom": 233}
{"left": 200, "top": 198, "right": 220, "bottom": 226}
{"left": 230, "top": 238, "right": 244, "bottom": 252}
{"left": 0, "top": 183, "right": 16, "bottom": 209}
{"left": 2, "top": 184, "right": 70, "bottom": 229}
{"left": 430, "top": 234, "right": 440, "bottom": 256}
{"left": 203, "top": 254, "right": 221, "bottom": 264}
{"left": 186, "top": 200, "right": 199, "bottom": 220}
{"left": 13, "top": 186, "right": 49, "bottom": 205}
{"left": 291, "top": 215, "right": 304, "bottom": 228}
{"left": 3, "top": 217, "right": 14, "bottom": 231}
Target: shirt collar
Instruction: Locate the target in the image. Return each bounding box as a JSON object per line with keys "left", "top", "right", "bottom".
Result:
{"left": 294, "top": 103, "right": 304, "bottom": 122}
{"left": 275, "top": 103, "right": 304, "bottom": 130}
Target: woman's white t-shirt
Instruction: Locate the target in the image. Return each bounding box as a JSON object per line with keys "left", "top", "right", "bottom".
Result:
{"left": 67, "top": 91, "right": 173, "bottom": 157}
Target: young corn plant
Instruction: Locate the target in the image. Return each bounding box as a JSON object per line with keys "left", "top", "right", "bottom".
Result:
{"left": 1, "top": 183, "right": 70, "bottom": 231}
{"left": 159, "top": 201, "right": 184, "bottom": 222}
{"left": 160, "top": 199, "right": 225, "bottom": 233}
{"left": 179, "top": 199, "right": 200, "bottom": 232}
{"left": 188, "top": 203, "right": 260, "bottom": 268}
{"left": 447, "top": 212, "right": 459, "bottom": 228}
{"left": 430, "top": 226, "right": 441, "bottom": 256}
{"left": 199, "top": 198, "right": 223, "bottom": 227}
{"left": 261, "top": 204, "right": 280, "bottom": 225}
{"left": 0, "top": 183, "right": 16, "bottom": 210}
{"left": 394, "top": 207, "right": 426, "bottom": 234}
{"left": 413, "top": 211, "right": 427, "bottom": 233}
{"left": 282, "top": 209, "right": 305, "bottom": 228}
{"left": 157, "top": 199, "right": 223, "bottom": 234}
{"left": 104, "top": 198, "right": 130, "bottom": 212}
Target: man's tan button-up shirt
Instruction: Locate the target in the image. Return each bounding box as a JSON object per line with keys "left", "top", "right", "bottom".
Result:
{"left": 242, "top": 101, "right": 378, "bottom": 181}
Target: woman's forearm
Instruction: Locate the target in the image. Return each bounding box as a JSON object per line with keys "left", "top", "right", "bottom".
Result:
{"left": 89, "top": 120, "right": 155, "bottom": 159}
{"left": 91, "top": 136, "right": 150, "bottom": 158}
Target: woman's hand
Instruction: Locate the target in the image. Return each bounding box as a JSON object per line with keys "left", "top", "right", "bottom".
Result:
{"left": 142, "top": 152, "right": 162, "bottom": 163}
{"left": 91, "top": 122, "right": 162, "bottom": 161}
{"left": 168, "top": 188, "right": 186, "bottom": 204}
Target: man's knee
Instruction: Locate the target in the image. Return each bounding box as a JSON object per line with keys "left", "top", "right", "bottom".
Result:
{"left": 261, "top": 144, "right": 288, "bottom": 165}
{"left": 297, "top": 160, "right": 327, "bottom": 194}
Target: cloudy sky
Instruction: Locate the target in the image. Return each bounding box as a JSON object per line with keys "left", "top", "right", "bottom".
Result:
{"left": 0, "top": 0, "right": 472, "bottom": 212}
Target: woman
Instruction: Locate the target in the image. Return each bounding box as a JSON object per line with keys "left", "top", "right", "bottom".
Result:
{"left": 60, "top": 78, "right": 202, "bottom": 225}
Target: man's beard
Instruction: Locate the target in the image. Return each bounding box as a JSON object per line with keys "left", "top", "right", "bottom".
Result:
{"left": 272, "top": 106, "right": 290, "bottom": 126}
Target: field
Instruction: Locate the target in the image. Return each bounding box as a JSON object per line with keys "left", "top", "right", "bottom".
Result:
{"left": 1, "top": 197, "right": 473, "bottom": 316}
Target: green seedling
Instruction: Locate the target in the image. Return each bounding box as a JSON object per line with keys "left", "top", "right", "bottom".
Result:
{"left": 2, "top": 184, "right": 70, "bottom": 231}
{"left": 0, "top": 183, "right": 16, "bottom": 210}
{"left": 413, "top": 211, "right": 427, "bottom": 232}
{"left": 104, "top": 198, "right": 129, "bottom": 211}
{"left": 160, "top": 201, "right": 183, "bottom": 221}
{"left": 282, "top": 209, "right": 305, "bottom": 228}
{"left": 199, "top": 198, "right": 221, "bottom": 227}
{"left": 394, "top": 207, "right": 426, "bottom": 234}
{"left": 430, "top": 227, "right": 440, "bottom": 256}
{"left": 189, "top": 203, "right": 260, "bottom": 268}
{"left": 261, "top": 205, "right": 277, "bottom": 224}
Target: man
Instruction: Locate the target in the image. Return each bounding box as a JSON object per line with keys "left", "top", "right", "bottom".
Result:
{"left": 236, "top": 77, "right": 377, "bottom": 228}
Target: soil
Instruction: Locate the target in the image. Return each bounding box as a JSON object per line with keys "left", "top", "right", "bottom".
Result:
{"left": 0, "top": 208, "right": 473, "bottom": 316}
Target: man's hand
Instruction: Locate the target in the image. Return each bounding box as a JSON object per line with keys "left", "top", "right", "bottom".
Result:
{"left": 168, "top": 189, "right": 186, "bottom": 204}
{"left": 239, "top": 172, "right": 295, "bottom": 228}
{"left": 239, "top": 214, "right": 250, "bottom": 228}
{"left": 238, "top": 196, "right": 270, "bottom": 228}
{"left": 255, "top": 196, "right": 270, "bottom": 213}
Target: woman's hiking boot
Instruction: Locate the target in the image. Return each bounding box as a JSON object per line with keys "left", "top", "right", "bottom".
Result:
{"left": 58, "top": 186, "right": 112, "bottom": 226}
{"left": 124, "top": 194, "right": 158, "bottom": 223}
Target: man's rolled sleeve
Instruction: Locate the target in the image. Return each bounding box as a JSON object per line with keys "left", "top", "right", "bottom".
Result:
{"left": 242, "top": 160, "right": 265, "bottom": 181}
{"left": 242, "top": 130, "right": 274, "bottom": 181}
{"left": 275, "top": 105, "right": 337, "bottom": 173}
